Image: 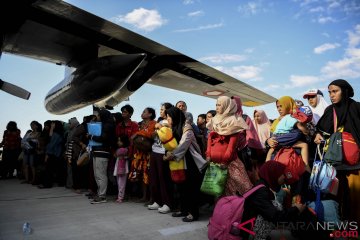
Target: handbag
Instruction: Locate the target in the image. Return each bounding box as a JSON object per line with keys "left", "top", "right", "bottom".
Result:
{"left": 309, "top": 145, "right": 337, "bottom": 194}
{"left": 128, "top": 168, "right": 142, "bottom": 182}
{"left": 200, "top": 162, "right": 228, "bottom": 197}
{"left": 309, "top": 145, "right": 338, "bottom": 221}
{"left": 273, "top": 147, "right": 305, "bottom": 184}
{"left": 169, "top": 159, "right": 186, "bottom": 183}
{"left": 342, "top": 131, "right": 360, "bottom": 165}
{"left": 77, "top": 151, "right": 90, "bottom": 166}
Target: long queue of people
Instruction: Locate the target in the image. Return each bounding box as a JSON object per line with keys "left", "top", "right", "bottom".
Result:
{"left": 0, "top": 79, "right": 359, "bottom": 239}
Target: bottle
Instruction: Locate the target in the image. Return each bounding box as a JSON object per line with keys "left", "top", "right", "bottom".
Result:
{"left": 22, "top": 222, "right": 31, "bottom": 235}
{"left": 229, "top": 222, "right": 241, "bottom": 236}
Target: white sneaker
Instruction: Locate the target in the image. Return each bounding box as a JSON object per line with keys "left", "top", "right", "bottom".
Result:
{"left": 148, "top": 202, "right": 160, "bottom": 210}
{"left": 158, "top": 204, "right": 171, "bottom": 214}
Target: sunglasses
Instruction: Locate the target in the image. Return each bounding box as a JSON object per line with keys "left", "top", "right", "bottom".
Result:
{"left": 307, "top": 95, "right": 316, "bottom": 99}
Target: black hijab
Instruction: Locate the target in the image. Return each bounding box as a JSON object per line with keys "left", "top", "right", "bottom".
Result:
{"left": 166, "top": 107, "right": 186, "bottom": 142}
{"left": 316, "top": 79, "right": 360, "bottom": 146}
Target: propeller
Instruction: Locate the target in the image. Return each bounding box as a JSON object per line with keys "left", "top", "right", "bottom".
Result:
{"left": 0, "top": 79, "right": 31, "bottom": 100}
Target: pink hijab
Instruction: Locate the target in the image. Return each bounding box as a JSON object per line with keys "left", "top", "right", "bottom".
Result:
{"left": 232, "top": 96, "right": 263, "bottom": 150}
{"left": 253, "top": 109, "right": 271, "bottom": 149}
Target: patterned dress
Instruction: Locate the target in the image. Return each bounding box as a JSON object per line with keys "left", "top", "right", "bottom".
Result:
{"left": 128, "top": 120, "right": 156, "bottom": 185}
{"left": 224, "top": 157, "right": 253, "bottom": 196}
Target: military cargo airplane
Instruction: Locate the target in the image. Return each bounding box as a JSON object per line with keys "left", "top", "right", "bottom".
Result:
{"left": 1, "top": 0, "right": 276, "bottom": 115}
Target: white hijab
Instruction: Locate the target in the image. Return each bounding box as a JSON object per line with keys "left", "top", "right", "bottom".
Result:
{"left": 310, "top": 94, "right": 329, "bottom": 124}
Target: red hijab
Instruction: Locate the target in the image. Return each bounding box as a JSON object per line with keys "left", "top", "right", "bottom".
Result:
{"left": 259, "top": 161, "right": 286, "bottom": 192}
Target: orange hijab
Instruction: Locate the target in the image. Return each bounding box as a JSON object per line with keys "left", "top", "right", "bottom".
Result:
{"left": 270, "top": 96, "right": 297, "bottom": 133}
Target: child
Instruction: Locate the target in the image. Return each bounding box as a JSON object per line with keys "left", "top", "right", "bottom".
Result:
{"left": 113, "top": 135, "right": 130, "bottom": 203}
{"left": 266, "top": 106, "right": 312, "bottom": 173}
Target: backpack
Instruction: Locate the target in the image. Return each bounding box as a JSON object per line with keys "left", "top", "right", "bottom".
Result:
{"left": 208, "top": 184, "right": 265, "bottom": 240}
{"left": 273, "top": 147, "right": 305, "bottom": 184}
{"left": 323, "top": 132, "right": 343, "bottom": 166}
{"left": 342, "top": 131, "right": 360, "bottom": 165}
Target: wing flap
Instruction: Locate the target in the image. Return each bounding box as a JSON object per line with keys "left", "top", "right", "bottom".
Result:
{"left": 148, "top": 70, "right": 275, "bottom": 106}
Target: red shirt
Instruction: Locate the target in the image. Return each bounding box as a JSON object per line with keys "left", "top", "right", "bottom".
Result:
{"left": 206, "top": 131, "right": 240, "bottom": 164}
{"left": 116, "top": 120, "right": 139, "bottom": 139}
{"left": 1, "top": 130, "right": 21, "bottom": 150}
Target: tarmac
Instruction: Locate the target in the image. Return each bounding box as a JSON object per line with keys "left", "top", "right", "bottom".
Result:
{"left": 0, "top": 178, "right": 211, "bottom": 240}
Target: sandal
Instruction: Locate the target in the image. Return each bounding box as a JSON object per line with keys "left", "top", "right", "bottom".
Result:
{"left": 172, "top": 211, "right": 187, "bottom": 217}
{"left": 182, "top": 214, "right": 197, "bottom": 222}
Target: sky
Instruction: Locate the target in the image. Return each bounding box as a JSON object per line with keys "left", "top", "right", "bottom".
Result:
{"left": 0, "top": 0, "right": 359, "bottom": 139}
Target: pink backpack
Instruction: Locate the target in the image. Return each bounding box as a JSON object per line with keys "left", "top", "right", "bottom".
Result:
{"left": 208, "top": 184, "right": 265, "bottom": 240}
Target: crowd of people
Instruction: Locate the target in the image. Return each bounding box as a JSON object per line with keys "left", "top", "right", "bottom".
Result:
{"left": 0, "top": 79, "right": 359, "bottom": 239}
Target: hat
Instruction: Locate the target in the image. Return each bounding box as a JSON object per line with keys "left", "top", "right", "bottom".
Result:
{"left": 291, "top": 106, "right": 313, "bottom": 123}
{"left": 302, "top": 89, "right": 318, "bottom": 99}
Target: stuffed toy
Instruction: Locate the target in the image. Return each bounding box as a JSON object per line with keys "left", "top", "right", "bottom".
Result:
{"left": 157, "top": 127, "right": 186, "bottom": 183}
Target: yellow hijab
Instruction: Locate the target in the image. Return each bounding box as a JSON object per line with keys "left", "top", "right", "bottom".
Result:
{"left": 270, "top": 96, "right": 297, "bottom": 133}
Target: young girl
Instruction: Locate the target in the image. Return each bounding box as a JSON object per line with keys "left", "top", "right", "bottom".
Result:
{"left": 113, "top": 135, "right": 130, "bottom": 203}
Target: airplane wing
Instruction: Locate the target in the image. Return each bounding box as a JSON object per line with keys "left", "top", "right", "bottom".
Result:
{"left": 1, "top": 0, "right": 275, "bottom": 113}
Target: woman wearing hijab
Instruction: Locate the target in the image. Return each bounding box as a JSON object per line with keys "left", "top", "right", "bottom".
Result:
{"left": 243, "top": 161, "right": 330, "bottom": 240}
{"left": 266, "top": 96, "right": 311, "bottom": 206}
{"left": 206, "top": 96, "right": 253, "bottom": 196}
{"left": 253, "top": 110, "right": 272, "bottom": 149}
{"left": 314, "top": 79, "right": 360, "bottom": 222}
{"left": 163, "top": 107, "right": 207, "bottom": 222}
{"left": 269, "top": 96, "right": 297, "bottom": 135}
{"left": 303, "top": 89, "right": 329, "bottom": 125}
{"left": 266, "top": 96, "right": 310, "bottom": 171}
{"left": 232, "top": 96, "right": 264, "bottom": 171}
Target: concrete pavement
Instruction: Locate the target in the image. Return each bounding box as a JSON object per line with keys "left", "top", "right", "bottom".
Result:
{"left": 0, "top": 179, "right": 210, "bottom": 240}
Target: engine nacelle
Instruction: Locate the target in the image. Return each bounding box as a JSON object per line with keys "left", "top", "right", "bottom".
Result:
{"left": 45, "top": 54, "right": 146, "bottom": 114}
